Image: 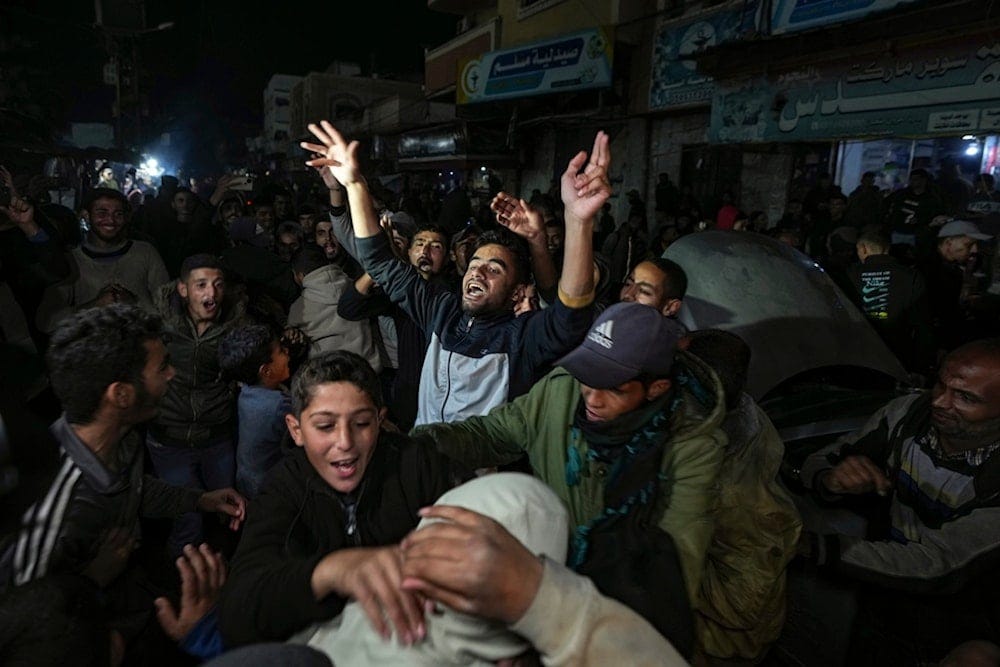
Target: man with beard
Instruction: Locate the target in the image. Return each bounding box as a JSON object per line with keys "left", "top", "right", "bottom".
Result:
{"left": 0, "top": 304, "right": 245, "bottom": 662}
{"left": 38, "top": 188, "right": 169, "bottom": 332}
{"left": 303, "top": 120, "right": 603, "bottom": 424}
{"left": 796, "top": 338, "right": 1000, "bottom": 662}
{"left": 147, "top": 254, "right": 248, "bottom": 557}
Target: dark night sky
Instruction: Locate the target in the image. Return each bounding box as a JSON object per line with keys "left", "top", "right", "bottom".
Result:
{"left": 3, "top": 0, "right": 456, "bottom": 164}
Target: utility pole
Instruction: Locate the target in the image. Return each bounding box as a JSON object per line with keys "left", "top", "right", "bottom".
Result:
{"left": 94, "top": 0, "right": 172, "bottom": 150}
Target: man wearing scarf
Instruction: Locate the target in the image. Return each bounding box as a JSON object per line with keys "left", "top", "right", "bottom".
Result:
{"left": 412, "top": 302, "right": 727, "bottom": 658}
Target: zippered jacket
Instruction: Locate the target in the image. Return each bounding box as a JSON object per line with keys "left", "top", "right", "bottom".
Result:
{"left": 149, "top": 282, "right": 248, "bottom": 448}
{"left": 217, "top": 434, "right": 459, "bottom": 646}
{"left": 356, "top": 234, "right": 594, "bottom": 425}
{"left": 801, "top": 392, "right": 1000, "bottom": 594}
{"left": 1, "top": 415, "right": 202, "bottom": 589}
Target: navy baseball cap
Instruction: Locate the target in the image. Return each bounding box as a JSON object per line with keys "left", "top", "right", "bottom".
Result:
{"left": 557, "top": 302, "right": 685, "bottom": 389}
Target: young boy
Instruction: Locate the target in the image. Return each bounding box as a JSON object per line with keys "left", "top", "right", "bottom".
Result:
{"left": 217, "top": 351, "right": 462, "bottom": 647}
{"left": 218, "top": 325, "right": 292, "bottom": 500}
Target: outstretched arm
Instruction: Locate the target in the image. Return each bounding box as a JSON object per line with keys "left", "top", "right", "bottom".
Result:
{"left": 558, "top": 131, "right": 610, "bottom": 304}
{"left": 301, "top": 121, "right": 379, "bottom": 240}
{"left": 492, "top": 194, "right": 557, "bottom": 294}
{"left": 302, "top": 121, "right": 452, "bottom": 331}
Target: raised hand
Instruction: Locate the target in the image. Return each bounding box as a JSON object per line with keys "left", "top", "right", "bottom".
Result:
{"left": 560, "top": 131, "right": 611, "bottom": 223}
{"left": 308, "top": 153, "right": 339, "bottom": 189}
{"left": 300, "top": 121, "right": 363, "bottom": 187}
{"left": 491, "top": 193, "right": 543, "bottom": 242}
{"left": 0, "top": 165, "right": 15, "bottom": 197}
{"left": 209, "top": 174, "right": 241, "bottom": 206}
{"left": 154, "top": 544, "right": 227, "bottom": 642}
{"left": 1, "top": 196, "right": 38, "bottom": 235}
{"left": 380, "top": 213, "right": 409, "bottom": 262}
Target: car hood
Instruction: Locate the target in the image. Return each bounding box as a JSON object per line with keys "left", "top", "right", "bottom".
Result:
{"left": 664, "top": 231, "right": 907, "bottom": 399}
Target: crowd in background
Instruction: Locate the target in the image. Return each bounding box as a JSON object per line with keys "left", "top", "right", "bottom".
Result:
{"left": 1, "top": 122, "right": 1000, "bottom": 667}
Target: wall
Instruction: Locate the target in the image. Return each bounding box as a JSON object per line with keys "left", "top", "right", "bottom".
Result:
{"left": 497, "top": 0, "right": 616, "bottom": 48}
{"left": 648, "top": 111, "right": 710, "bottom": 216}
{"left": 519, "top": 128, "right": 556, "bottom": 197}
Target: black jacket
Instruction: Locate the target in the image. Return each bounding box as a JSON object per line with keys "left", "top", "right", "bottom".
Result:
{"left": 845, "top": 254, "right": 932, "bottom": 372}
{"left": 218, "top": 433, "right": 462, "bottom": 646}
{"left": 149, "top": 283, "right": 248, "bottom": 448}
{"left": 1, "top": 416, "right": 202, "bottom": 589}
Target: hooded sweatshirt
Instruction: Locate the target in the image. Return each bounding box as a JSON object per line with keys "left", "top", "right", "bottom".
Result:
{"left": 287, "top": 265, "right": 381, "bottom": 373}
{"left": 298, "top": 473, "right": 569, "bottom": 665}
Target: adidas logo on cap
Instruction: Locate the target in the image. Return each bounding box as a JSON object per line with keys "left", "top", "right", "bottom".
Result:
{"left": 588, "top": 319, "right": 614, "bottom": 349}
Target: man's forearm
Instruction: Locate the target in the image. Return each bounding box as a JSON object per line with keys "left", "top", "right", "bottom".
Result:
{"left": 528, "top": 236, "right": 557, "bottom": 294}
{"left": 328, "top": 183, "right": 345, "bottom": 208}
{"left": 557, "top": 214, "right": 595, "bottom": 303}
{"left": 512, "top": 559, "right": 686, "bottom": 666}
{"left": 345, "top": 180, "right": 380, "bottom": 239}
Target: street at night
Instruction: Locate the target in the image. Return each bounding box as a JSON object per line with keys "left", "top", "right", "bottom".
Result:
{"left": 2, "top": 1, "right": 1000, "bottom": 665}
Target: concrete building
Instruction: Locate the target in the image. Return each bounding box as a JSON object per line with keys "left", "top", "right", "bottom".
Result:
{"left": 263, "top": 74, "right": 303, "bottom": 156}
{"left": 426, "top": 0, "right": 1000, "bottom": 234}
{"left": 424, "top": 0, "right": 674, "bottom": 224}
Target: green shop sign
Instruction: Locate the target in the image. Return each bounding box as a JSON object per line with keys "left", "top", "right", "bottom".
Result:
{"left": 709, "top": 37, "right": 1000, "bottom": 143}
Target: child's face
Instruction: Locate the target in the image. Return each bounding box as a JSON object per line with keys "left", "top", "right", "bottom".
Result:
{"left": 262, "top": 341, "right": 290, "bottom": 388}
{"left": 284, "top": 381, "right": 385, "bottom": 494}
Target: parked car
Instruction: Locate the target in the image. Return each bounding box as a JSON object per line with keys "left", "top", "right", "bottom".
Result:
{"left": 664, "top": 230, "right": 916, "bottom": 475}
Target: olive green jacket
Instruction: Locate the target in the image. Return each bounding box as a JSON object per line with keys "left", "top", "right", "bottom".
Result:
{"left": 412, "top": 351, "right": 727, "bottom": 604}
{"left": 695, "top": 393, "right": 801, "bottom": 660}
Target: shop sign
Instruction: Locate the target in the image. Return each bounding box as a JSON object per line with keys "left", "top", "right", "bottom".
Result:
{"left": 648, "top": 7, "right": 744, "bottom": 111}
{"left": 744, "top": 0, "right": 919, "bottom": 36}
{"left": 457, "top": 28, "right": 613, "bottom": 105}
{"left": 709, "top": 38, "right": 1000, "bottom": 142}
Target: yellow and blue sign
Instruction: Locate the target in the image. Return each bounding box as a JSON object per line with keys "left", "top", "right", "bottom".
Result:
{"left": 458, "top": 28, "right": 613, "bottom": 105}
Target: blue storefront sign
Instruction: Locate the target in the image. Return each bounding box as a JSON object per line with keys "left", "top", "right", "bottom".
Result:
{"left": 648, "top": 7, "right": 743, "bottom": 110}
{"left": 457, "top": 28, "right": 613, "bottom": 104}
{"left": 744, "top": 0, "right": 919, "bottom": 36}
{"left": 709, "top": 37, "right": 1000, "bottom": 143}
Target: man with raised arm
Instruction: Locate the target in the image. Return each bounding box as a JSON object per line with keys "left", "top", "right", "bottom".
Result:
{"left": 302, "top": 121, "right": 604, "bottom": 424}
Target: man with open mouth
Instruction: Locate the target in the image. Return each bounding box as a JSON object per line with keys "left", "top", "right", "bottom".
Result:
{"left": 303, "top": 120, "right": 607, "bottom": 424}
{"left": 146, "top": 253, "right": 249, "bottom": 557}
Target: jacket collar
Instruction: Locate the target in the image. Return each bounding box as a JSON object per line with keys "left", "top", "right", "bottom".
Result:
{"left": 51, "top": 414, "right": 135, "bottom": 495}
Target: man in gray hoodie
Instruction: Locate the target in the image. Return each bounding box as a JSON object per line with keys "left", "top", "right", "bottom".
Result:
{"left": 287, "top": 245, "right": 381, "bottom": 372}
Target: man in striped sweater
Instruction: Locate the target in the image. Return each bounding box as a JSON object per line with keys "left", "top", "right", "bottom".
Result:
{"left": 797, "top": 337, "right": 1000, "bottom": 661}
{"left": 0, "top": 305, "right": 245, "bottom": 648}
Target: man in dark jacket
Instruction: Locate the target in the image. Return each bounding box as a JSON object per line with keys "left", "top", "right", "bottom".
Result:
{"left": 884, "top": 168, "right": 945, "bottom": 247}
{"left": 846, "top": 228, "right": 933, "bottom": 373}
{"left": 147, "top": 254, "right": 248, "bottom": 556}
{"left": 0, "top": 305, "right": 245, "bottom": 658}
{"left": 918, "top": 220, "right": 993, "bottom": 351}
{"left": 0, "top": 182, "right": 71, "bottom": 346}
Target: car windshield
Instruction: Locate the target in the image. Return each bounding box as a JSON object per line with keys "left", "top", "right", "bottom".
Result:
{"left": 665, "top": 230, "right": 908, "bottom": 399}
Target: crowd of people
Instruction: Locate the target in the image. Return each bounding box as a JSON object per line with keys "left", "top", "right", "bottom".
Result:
{"left": 1, "top": 119, "right": 999, "bottom": 667}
